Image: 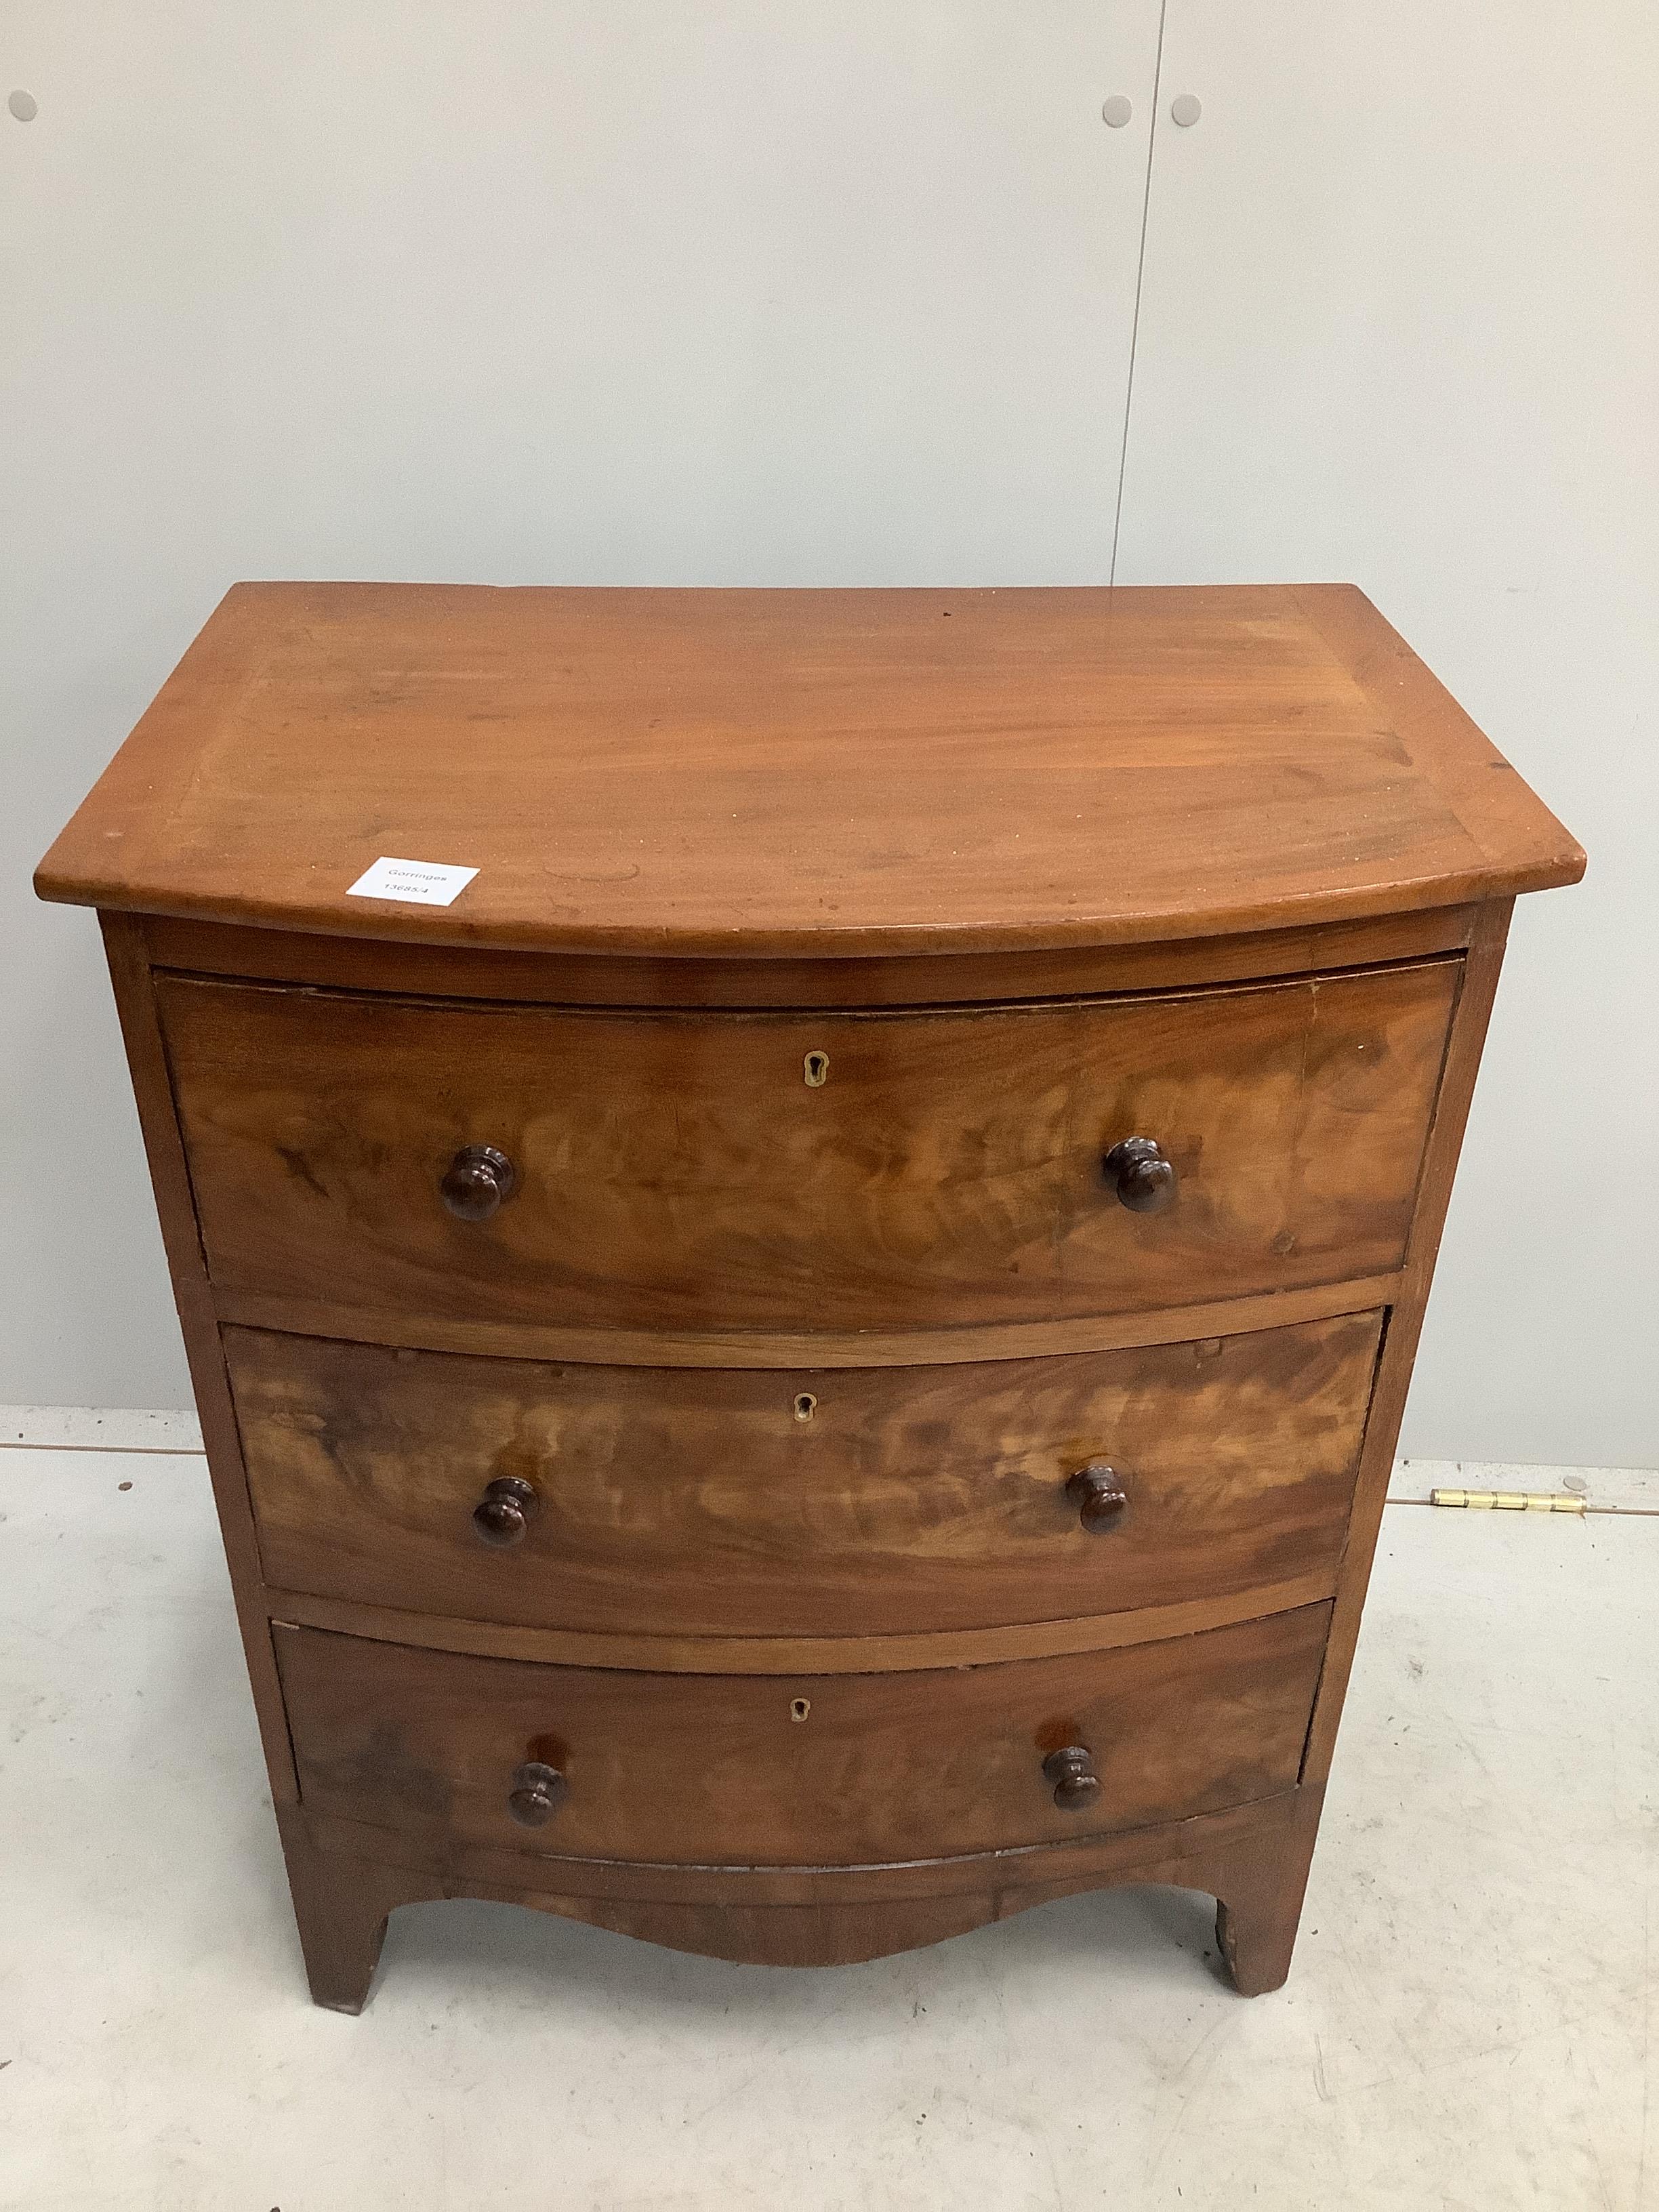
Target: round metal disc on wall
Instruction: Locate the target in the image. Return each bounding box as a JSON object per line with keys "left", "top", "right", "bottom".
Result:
{"left": 1170, "top": 93, "right": 1202, "bottom": 127}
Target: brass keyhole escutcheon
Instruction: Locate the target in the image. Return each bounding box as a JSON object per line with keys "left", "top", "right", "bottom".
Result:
{"left": 790, "top": 1698, "right": 811, "bottom": 1723}
{"left": 794, "top": 1392, "right": 817, "bottom": 1422}
{"left": 804, "top": 1050, "right": 830, "bottom": 1086}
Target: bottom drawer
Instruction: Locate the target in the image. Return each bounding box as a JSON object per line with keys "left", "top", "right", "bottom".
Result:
{"left": 274, "top": 1605, "right": 1330, "bottom": 1868}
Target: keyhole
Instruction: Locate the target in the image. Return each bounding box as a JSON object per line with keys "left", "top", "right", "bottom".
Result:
{"left": 804, "top": 1051, "right": 829, "bottom": 1087}
{"left": 790, "top": 1698, "right": 811, "bottom": 1723}
{"left": 794, "top": 1393, "right": 817, "bottom": 1422}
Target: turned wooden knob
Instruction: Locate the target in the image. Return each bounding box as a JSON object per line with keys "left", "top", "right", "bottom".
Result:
{"left": 472, "top": 1475, "right": 539, "bottom": 1547}
{"left": 507, "top": 1759, "right": 566, "bottom": 1826}
{"left": 1066, "top": 1462, "right": 1128, "bottom": 1530}
{"left": 1103, "top": 1135, "right": 1177, "bottom": 1214}
{"left": 1042, "top": 1744, "right": 1101, "bottom": 1811}
{"left": 441, "top": 1143, "right": 517, "bottom": 1221}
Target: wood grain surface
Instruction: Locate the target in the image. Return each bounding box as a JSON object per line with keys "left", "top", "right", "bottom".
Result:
{"left": 230, "top": 1311, "right": 1382, "bottom": 1637}
{"left": 98, "top": 916, "right": 304, "bottom": 1813}
{"left": 266, "top": 1577, "right": 1341, "bottom": 1679}
{"left": 279, "top": 1788, "right": 1309, "bottom": 2001}
{"left": 160, "top": 961, "right": 1456, "bottom": 1332}
{"left": 46, "top": 581, "right": 1582, "bottom": 2008}
{"left": 36, "top": 583, "right": 1583, "bottom": 956}
{"left": 298, "top": 1788, "right": 1300, "bottom": 1910}
{"left": 138, "top": 903, "right": 1479, "bottom": 1010}
{"left": 272, "top": 1603, "right": 1331, "bottom": 1868}
{"left": 210, "top": 1273, "right": 1402, "bottom": 1371}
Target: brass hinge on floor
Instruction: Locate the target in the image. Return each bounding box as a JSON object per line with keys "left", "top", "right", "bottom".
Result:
{"left": 1429, "top": 1488, "right": 1585, "bottom": 1514}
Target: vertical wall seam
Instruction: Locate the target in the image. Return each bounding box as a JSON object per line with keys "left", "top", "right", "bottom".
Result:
{"left": 1109, "top": 0, "right": 1169, "bottom": 586}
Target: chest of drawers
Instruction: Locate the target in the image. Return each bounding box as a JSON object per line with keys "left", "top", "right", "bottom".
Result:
{"left": 36, "top": 582, "right": 1582, "bottom": 2010}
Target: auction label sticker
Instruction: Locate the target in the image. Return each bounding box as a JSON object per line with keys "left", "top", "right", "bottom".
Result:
{"left": 346, "top": 857, "right": 479, "bottom": 907}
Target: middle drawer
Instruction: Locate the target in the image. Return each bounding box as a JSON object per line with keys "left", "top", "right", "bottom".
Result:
{"left": 228, "top": 1311, "right": 1381, "bottom": 1636}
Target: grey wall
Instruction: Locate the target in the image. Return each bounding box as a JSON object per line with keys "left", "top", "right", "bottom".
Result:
{"left": 3, "top": 5, "right": 1654, "bottom": 1463}
{"left": 1112, "top": 0, "right": 1659, "bottom": 1467}
{"left": 1, "top": 0, "right": 1162, "bottom": 1413}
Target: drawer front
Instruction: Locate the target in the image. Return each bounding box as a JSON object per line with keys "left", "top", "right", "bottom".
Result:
{"left": 274, "top": 1605, "right": 1330, "bottom": 1866}
{"left": 161, "top": 962, "right": 1454, "bottom": 1333}
{"left": 232, "top": 1313, "right": 1381, "bottom": 1636}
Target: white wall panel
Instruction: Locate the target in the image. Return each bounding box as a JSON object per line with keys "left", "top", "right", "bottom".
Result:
{"left": 1, "top": 2, "right": 1160, "bottom": 1407}
{"left": 1116, "top": 1, "right": 1659, "bottom": 1464}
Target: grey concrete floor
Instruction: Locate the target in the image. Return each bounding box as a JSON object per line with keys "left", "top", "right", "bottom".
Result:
{"left": 1, "top": 1446, "right": 1654, "bottom": 2211}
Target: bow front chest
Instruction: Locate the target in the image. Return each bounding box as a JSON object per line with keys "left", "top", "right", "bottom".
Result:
{"left": 36, "top": 583, "right": 1582, "bottom": 2009}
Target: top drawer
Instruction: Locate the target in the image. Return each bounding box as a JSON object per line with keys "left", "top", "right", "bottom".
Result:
{"left": 157, "top": 961, "right": 1456, "bottom": 1335}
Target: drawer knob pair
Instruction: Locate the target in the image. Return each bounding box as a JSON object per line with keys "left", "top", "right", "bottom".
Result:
{"left": 506, "top": 1759, "right": 567, "bottom": 1827}
{"left": 472, "top": 1475, "right": 539, "bottom": 1547}
{"left": 441, "top": 1143, "right": 517, "bottom": 1222}
{"left": 443, "top": 1137, "right": 1170, "bottom": 1221}
{"left": 505, "top": 1749, "right": 1099, "bottom": 1825}
{"left": 1102, "top": 1135, "right": 1177, "bottom": 1214}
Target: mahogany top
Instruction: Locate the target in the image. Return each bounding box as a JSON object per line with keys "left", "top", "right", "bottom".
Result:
{"left": 35, "top": 581, "right": 1582, "bottom": 958}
